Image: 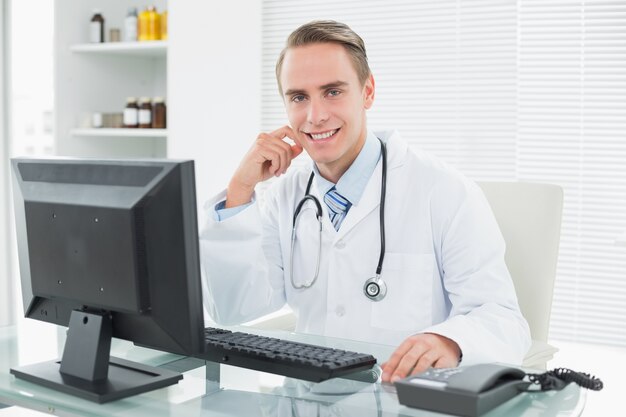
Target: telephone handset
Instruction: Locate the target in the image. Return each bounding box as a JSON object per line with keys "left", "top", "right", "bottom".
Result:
{"left": 395, "top": 364, "right": 530, "bottom": 417}
{"left": 444, "top": 364, "right": 525, "bottom": 393}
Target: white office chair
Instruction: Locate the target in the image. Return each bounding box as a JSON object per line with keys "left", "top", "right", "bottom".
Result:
{"left": 478, "top": 182, "right": 563, "bottom": 369}
{"left": 248, "top": 182, "right": 564, "bottom": 369}
{"left": 244, "top": 306, "right": 297, "bottom": 331}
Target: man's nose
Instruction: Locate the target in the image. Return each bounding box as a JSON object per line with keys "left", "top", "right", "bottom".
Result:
{"left": 307, "top": 98, "right": 329, "bottom": 125}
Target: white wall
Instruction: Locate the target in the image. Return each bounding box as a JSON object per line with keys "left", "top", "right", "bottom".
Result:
{"left": 0, "top": 0, "right": 15, "bottom": 327}
{"left": 167, "top": 1, "right": 262, "bottom": 222}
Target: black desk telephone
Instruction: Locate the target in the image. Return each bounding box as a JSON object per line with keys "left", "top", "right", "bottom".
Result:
{"left": 395, "top": 364, "right": 529, "bottom": 417}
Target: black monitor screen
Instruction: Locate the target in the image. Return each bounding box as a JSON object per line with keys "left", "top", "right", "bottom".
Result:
{"left": 10, "top": 158, "right": 205, "bottom": 403}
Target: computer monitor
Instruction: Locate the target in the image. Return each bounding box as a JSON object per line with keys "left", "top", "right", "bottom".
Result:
{"left": 10, "top": 157, "right": 205, "bottom": 403}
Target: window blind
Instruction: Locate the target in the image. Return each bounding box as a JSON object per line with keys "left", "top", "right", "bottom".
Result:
{"left": 262, "top": 0, "right": 518, "bottom": 180}
{"left": 262, "top": 0, "right": 626, "bottom": 347}
{"left": 518, "top": 0, "right": 626, "bottom": 346}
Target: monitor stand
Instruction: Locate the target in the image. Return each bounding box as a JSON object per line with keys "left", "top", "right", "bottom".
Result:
{"left": 10, "top": 310, "right": 183, "bottom": 403}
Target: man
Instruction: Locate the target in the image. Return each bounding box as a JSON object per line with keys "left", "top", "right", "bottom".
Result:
{"left": 200, "top": 20, "right": 530, "bottom": 383}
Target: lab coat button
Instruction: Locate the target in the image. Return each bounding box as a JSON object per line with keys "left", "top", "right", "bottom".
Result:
{"left": 336, "top": 241, "right": 346, "bottom": 249}
{"left": 335, "top": 306, "right": 345, "bottom": 317}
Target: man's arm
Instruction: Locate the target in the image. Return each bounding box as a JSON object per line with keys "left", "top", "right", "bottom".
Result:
{"left": 200, "top": 126, "right": 304, "bottom": 324}
{"left": 382, "top": 179, "right": 530, "bottom": 382}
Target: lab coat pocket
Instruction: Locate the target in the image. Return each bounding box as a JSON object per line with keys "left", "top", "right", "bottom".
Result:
{"left": 370, "top": 253, "right": 435, "bottom": 332}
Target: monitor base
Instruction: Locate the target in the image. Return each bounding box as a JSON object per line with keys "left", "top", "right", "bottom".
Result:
{"left": 10, "top": 356, "right": 183, "bottom": 403}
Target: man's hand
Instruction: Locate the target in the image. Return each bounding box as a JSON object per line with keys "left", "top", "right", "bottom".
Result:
{"left": 381, "top": 333, "right": 461, "bottom": 383}
{"left": 226, "top": 126, "right": 303, "bottom": 208}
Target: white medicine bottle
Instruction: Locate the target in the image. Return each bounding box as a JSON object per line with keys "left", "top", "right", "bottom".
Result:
{"left": 90, "top": 9, "right": 105, "bottom": 43}
{"left": 124, "top": 8, "right": 138, "bottom": 42}
{"left": 123, "top": 97, "right": 139, "bottom": 128}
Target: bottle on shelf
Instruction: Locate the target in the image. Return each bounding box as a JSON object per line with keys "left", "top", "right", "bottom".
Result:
{"left": 161, "top": 10, "right": 168, "bottom": 40}
{"left": 147, "top": 6, "right": 161, "bottom": 41}
{"left": 138, "top": 97, "right": 152, "bottom": 128}
{"left": 92, "top": 112, "right": 103, "bottom": 128}
{"left": 124, "top": 7, "right": 138, "bottom": 42}
{"left": 109, "top": 28, "right": 121, "bottom": 42}
{"left": 138, "top": 7, "right": 150, "bottom": 41}
{"left": 123, "top": 97, "right": 139, "bottom": 128}
{"left": 89, "top": 9, "right": 105, "bottom": 43}
{"left": 152, "top": 97, "right": 166, "bottom": 129}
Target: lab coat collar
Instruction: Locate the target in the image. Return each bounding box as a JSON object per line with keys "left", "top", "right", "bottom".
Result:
{"left": 334, "top": 129, "right": 408, "bottom": 241}
{"left": 303, "top": 130, "right": 408, "bottom": 241}
{"left": 311, "top": 130, "right": 381, "bottom": 206}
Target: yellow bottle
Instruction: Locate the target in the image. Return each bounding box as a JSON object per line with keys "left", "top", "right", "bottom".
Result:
{"left": 147, "top": 6, "right": 161, "bottom": 41}
{"left": 161, "top": 10, "right": 168, "bottom": 40}
{"left": 138, "top": 8, "right": 150, "bottom": 41}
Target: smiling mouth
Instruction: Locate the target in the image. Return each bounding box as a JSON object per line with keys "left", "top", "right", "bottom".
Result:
{"left": 306, "top": 128, "right": 340, "bottom": 141}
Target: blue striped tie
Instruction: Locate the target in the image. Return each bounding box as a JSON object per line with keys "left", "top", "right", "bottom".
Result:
{"left": 324, "top": 187, "right": 351, "bottom": 231}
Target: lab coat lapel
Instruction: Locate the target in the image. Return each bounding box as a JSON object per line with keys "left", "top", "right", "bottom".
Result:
{"left": 334, "top": 130, "right": 407, "bottom": 242}
{"left": 306, "top": 175, "right": 339, "bottom": 238}
{"left": 334, "top": 161, "right": 382, "bottom": 242}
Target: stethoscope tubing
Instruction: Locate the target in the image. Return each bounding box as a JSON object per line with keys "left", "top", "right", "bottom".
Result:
{"left": 376, "top": 139, "right": 387, "bottom": 276}
{"left": 290, "top": 138, "right": 387, "bottom": 298}
{"left": 290, "top": 193, "right": 323, "bottom": 289}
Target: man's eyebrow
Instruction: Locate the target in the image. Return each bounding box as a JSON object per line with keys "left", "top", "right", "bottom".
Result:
{"left": 284, "top": 81, "right": 349, "bottom": 97}
{"left": 320, "top": 81, "right": 348, "bottom": 90}
{"left": 284, "top": 88, "right": 306, "bottom": 97}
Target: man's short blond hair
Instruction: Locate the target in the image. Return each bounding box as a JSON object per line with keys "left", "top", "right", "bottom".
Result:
{"left": 275, "top": 20, "right": 371, "bottom": 96}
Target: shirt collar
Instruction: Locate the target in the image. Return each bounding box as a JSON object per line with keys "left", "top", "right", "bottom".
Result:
{"left": 312, "top": 130, "right": 381, "bottom": 206}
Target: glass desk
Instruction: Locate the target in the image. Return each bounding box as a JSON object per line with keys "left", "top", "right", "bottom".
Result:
{"left": 0, "top": 323, "right": 585, "bottom": 416}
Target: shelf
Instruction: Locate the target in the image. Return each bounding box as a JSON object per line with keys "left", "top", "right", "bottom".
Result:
{"left": 70, "top": 41, "right": 168, "bottom": 57}
{"left": 71, "top": 128, "right": 168, "bottom": 138}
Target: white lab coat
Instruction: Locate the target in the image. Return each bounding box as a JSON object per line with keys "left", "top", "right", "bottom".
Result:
{"left": 200, "top": 130, "right": 531, "bottom": 365}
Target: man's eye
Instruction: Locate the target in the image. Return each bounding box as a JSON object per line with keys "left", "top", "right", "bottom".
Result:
{"left": 327, "top": 89, "right": 341, "bottom": 97}
{"left": 292, "top": 95, "right": 306, "bottom": 103}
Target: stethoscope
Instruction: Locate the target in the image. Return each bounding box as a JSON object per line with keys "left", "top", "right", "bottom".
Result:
{"left": 290, "top": 138, "right": 388, "bottom": 302}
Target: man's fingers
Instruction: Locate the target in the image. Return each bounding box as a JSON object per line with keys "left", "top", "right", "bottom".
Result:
{"left": 231, "top": 126, "right": 302, "bottom": 194}
{"left": 432, "top": 355, "right": 458, "bottom": 369}
{"left": 257, "top": 135, "right": 294, "bottom": 175}
{"left": 285, "top": 126, "right": 303, "bottom": 147}
{"left": 270, "top": 125, "right": 297, "bottom": 142}
{"left": 259, "top": 148, "right": 283, "bottom": 177}
{"left": 382, "top": 334, "right": 462, "bottom": 383}
{"left": 271, "top": 125, "right": 306, "bottom": 150}
{"left": 382, "top": 338, "right": 422, "bottom": 382}
{"left": 381, "top": 339, "right": 414, "bottom": 381}
{"left": 409, "top": 351, "right": 440, "bottom": 377}
{"left": 291, "top": 143, "right": 304, "bottom": 159}
{"left": 270, "top": 136, "right": 303, "bottom": 174}
{"left": 390, "top": 344, "right": 431, "bottom": 382}
{"left": 259, "top": 126, "right": 304, "bottom": 175}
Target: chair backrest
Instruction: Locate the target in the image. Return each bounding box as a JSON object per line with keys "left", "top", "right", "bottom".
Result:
{"left": 478, "top": 182, "right": 563, "bottom": 343}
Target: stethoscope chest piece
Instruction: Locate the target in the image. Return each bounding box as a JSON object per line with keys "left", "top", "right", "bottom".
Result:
{"left": 363, "top": 275, "right": 387, "bottom": 302}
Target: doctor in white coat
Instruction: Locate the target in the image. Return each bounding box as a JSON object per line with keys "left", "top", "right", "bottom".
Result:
{"left": 200, "top": 20, "right": 531, "bottom": 383}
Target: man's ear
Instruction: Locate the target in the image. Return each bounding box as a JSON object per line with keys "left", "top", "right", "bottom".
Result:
{"left": 363, "top": 74, "right": 376, "bottom": 110}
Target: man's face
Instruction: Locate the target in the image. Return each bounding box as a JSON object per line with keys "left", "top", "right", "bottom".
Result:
{"left": 280, "top": 43, "right": 375, "bottom": 179}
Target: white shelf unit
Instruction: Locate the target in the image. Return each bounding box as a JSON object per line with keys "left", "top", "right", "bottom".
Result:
{"left": 71, "top": 128, "right": 168, "bottom": 138}
{"left": 54, "top": 0, "right": 168, "bottom": 158}
{"left": 70, "top": 41, "right": 168, "bottom": 57}
{"left": 53, "top": 1, "right": 263, "bottom": 214}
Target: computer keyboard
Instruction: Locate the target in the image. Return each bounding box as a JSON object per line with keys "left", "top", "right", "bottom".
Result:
{"left": 199, "top": 327, "right": 377, "bottom": 382}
